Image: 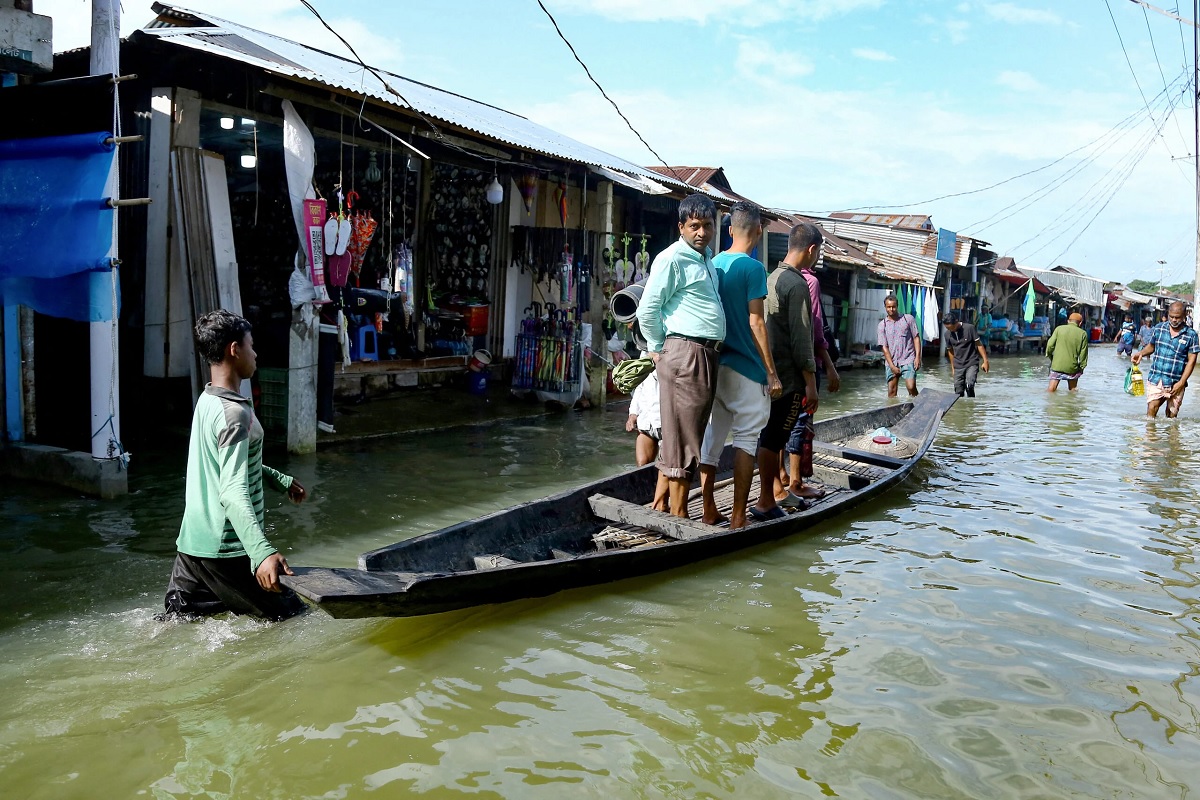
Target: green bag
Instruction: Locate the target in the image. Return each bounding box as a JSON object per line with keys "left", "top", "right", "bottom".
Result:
{"left": 613, "top": 357, "right": 655, "bottom": 395}
{"left": 1124, "top": 364, "right": 1144, "bottom": 396}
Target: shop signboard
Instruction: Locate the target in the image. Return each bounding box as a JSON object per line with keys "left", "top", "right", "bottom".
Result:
{"left": 304, "top": 198, "right": 331, "bottom": 303}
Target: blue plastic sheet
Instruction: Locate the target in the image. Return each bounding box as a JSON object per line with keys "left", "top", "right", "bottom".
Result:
{"left": 0, "top": 271, "right": 120, "bottom": 323}
{"left": 0, "top": 132, "right": 116, "bottom": 280}
{"left": 0, "top": 132, "right": 117, "bottom": 321}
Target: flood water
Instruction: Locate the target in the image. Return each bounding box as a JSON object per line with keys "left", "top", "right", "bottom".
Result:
{"left": 2, "top": 345, "right": 1198, "bottom": 799}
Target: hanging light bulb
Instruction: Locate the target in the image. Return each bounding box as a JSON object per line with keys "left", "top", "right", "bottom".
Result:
{"left": 219, "top": 116, "right": 235, "bottom": 130}
{"left": 240, "top": 153, "right": 257, "bottom": 169}
{"left": 485, "top": 168, "right": 504, "bottom": 205}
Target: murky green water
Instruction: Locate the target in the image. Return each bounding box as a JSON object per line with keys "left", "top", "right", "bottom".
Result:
{"left": 2, "top": 346, "right": 1198, "bottom": 798}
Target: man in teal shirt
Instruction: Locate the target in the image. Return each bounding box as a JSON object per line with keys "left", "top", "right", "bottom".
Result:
{"left": 160, "top": 310, "right": 308, "bottom": 620}
{"left": 636, "top": 193, "right": 726, "bottom": 518}
{"left": 698, "top": 202, "right": 781, "bottom": 529}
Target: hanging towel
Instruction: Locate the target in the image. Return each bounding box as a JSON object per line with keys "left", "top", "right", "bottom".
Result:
{"left": 1023, "top": 280, "right": 1036, "bottom": 324}
{"left": 923, "top": 287, "right": 941, "bottom": 341}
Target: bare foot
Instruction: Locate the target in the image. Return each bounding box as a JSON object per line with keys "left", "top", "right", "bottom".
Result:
{"left": 790, "top": 484, "right": 827, "bottom": 499}
{"left": 703, "top": 513, "right": 729, "bottom": 526}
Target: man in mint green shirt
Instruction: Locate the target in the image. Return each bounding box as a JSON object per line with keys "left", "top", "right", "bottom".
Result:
{"left": 160, "top": 310, "right": 308, "bottom": 620}
{"left": 636, "top": 193, "right": 726, "bottom": 518}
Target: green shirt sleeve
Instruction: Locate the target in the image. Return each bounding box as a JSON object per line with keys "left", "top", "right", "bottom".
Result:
{"left": 217, "top": 423, "right": 278, "bottom": 571}
{"left": 262, "top": 465, "right": 293, "bottom": 494}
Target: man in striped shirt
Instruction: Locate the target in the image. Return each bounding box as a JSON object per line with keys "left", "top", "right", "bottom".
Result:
{"left": 160, "top": 310, "right": 308, "bottom": 620}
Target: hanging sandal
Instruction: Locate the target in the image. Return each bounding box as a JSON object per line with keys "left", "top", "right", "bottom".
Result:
{"left": 323, "top": 214, "right": 338, "bottom": 256}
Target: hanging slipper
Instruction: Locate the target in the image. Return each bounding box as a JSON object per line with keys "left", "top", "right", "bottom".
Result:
{"left": 336, "top": 215, "right": 352, "bottom": 256}
{"left": 323, "top": 213, "right": 338, "bottom": 256}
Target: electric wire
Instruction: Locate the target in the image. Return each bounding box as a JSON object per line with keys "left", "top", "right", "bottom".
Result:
{"left": 1142, "top": 4, "right": 1195, "bottom": 153}
{"left": 1020, "top": 96, "right": 1177, "bottom": 267}
{"left": 963, "top": 96, "right": 1161, "bottom": 234}
{"left": 1104, "top": 0, "right": 1185, "bottom": 165}
{"left": 533, "top": 0, "right": 685, "bottom": 185}
{"left": 963, "top": 67, "right": 1189, "bottom": 234}
{"left": 837, "top": 73, "right": 1181, "bottom": 215}
{"left": 299, "top": 0, "right": 518, "bottom": 169}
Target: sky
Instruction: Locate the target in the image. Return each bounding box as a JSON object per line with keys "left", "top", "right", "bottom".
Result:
{"left": 38, "top": 0, "right": 1200, "bottom": 286}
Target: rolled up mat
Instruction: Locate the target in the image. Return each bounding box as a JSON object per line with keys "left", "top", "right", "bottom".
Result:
{"left": 610, "top": 279, "right": 646, "bottom": 324}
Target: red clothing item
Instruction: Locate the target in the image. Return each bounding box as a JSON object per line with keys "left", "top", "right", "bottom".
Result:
{"left": 800, "top": 267, "right": 828, "bottom": 353}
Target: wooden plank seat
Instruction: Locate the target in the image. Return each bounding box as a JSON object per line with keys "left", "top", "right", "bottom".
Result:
{"left": 588, "top": 494, "right": 724, "bottom": 542}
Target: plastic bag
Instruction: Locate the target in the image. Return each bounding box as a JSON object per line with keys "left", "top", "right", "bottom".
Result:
{"left": 1125, "top": 364, "right": 1144, "bottom": 396}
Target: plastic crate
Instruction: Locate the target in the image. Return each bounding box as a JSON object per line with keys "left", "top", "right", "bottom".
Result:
{"left": 257, "top": 367, "right": 288, "bottom": 438}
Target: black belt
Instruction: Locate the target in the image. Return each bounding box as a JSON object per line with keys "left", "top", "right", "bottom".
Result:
{"left": 667, "top": 333, "right": 723, "bottom": 352}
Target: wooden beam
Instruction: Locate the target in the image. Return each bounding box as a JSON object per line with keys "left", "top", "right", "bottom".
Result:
{"left": 588, "top": 494, "right": 722, "bottom": 542}
{"left": 812, "top": 441, "right": 906, "bottom": 469}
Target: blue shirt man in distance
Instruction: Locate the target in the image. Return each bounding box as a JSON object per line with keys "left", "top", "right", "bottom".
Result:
{"left": 636, "top": 193, "right": 727, "bottom": 518}
{"left": 698, "top": 201, "right": 782, "bottom": 530}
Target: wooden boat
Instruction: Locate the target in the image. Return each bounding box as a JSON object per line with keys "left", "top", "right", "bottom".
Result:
{"left": 283, "top": 389, "right": 958, "bottom": 618}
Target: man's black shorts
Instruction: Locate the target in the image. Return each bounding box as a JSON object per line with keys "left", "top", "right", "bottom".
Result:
{"left": 160, "top": 552, "right": 306, "bottom": 621}
{"left": 758, "top": 391, "right": 805, "bottom": 453}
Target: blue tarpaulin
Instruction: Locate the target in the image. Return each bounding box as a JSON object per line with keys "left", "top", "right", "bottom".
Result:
{"left": 0, "top": 131, "right": 119, "bottom": 321}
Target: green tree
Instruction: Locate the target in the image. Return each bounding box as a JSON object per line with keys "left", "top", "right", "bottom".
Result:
{"left": 1127, "top": 278, "right": 1192, "bottom": 295}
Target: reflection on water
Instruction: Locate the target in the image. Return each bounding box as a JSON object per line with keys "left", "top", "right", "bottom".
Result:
{"left": 1, "top": 348, "right": 1198, "bottom": 798}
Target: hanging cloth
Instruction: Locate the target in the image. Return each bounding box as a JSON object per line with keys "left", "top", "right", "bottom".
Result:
{"left": 912, "top": 285, "right": 924, "bottom": 339}
{"left": 923, "top": 287, "right": 941, "bottom": 341}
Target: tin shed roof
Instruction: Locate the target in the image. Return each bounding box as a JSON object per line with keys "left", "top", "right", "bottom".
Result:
{"left": 139, "top": 3, "right": 685, "bottom": 194}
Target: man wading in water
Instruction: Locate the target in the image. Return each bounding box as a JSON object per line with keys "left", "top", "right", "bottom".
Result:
{"left": 1133, "top": 301, "right": 1200, "bottom": 419}
{"left": 159, "top": 310, "right": 308, "bottom": 621}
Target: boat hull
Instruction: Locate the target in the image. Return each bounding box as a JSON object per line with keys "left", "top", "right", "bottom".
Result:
{"left": 283, "top": 390, "right": 957, "bottom": 618}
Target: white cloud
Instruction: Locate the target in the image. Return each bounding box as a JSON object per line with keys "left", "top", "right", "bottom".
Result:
{"left": 551, "top": 0, "right": 883, "bottom": 25}
{"left": 522, "top": 79, "right": 1189, "bottom": 281}
{"left": 996, "top": 70, "right": 1044, "bottom": 92}
{"left": 852, "top": 48, "right": 896, "bottom": 62}
{"left": 734, "top": 39, "right": 813, "bottom": 85}
{"left": 984, "top": 3, "right": 1065, "bottom": 26}
{"left": 945, "top": 19, "right": 971, "bottom": 44}
{"left": 38, "top": 0, "right": 404, "bottom": 70}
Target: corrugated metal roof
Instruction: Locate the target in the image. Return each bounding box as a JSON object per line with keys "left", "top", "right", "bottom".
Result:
{"left": 829, "top": 212, "right": 934, "bottom": 230}
{"left": 766, "top": 214, "right": 879, "bottom": 269}
{"left": 815, "top": 218, "right": 938, "bottom": 285}
{"left": 1016, "top": 265, "right": 1106, "bottom": 306}
{"left": 138, "top": 3, "right": 692, "bottom": 194}
{"left": 647, "top": 166, "right": 721, "bottom": 186}
{"left": 644, "top": 165, "right": 737, "bottom": 202}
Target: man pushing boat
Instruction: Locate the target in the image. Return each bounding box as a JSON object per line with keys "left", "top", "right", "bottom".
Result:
{"left": 158, "top": 310, "right": 307, "bottom": 621}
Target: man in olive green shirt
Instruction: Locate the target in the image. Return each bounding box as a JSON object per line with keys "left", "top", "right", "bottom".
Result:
{"left": 160, "top": 310, "right": 308, "bottom": 620}
{"left": 1045, "top": 312, "right": 1089, "bottom": 392}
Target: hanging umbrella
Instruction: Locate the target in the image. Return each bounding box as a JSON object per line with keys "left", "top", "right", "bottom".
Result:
{"left": 518, "top": 171, "right": 538, "bottom": 214}
{"left": 348, "top": 211, "right": 379, "bottom": 277}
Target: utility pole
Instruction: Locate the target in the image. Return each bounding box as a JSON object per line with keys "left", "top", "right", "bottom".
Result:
{"left": 1194, "top": 0, "right": 1199, "bottom": 310}
{"left": 90, "top": 0, "right": 121, "bottom": 462}
{"left": 1158, "top": 259, "right": 1167, "bottom": 293}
